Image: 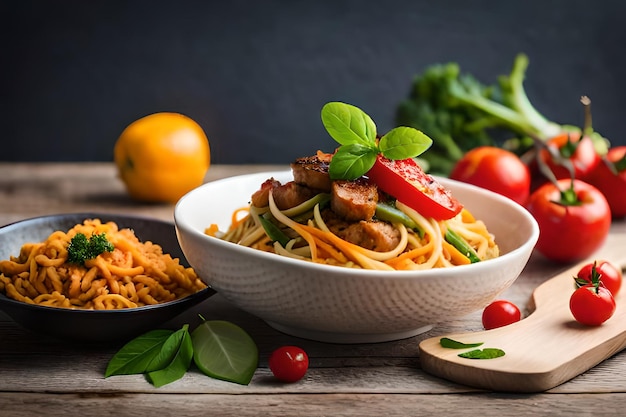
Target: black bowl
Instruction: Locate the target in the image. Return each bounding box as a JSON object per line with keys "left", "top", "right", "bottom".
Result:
{"left": 0, "top": 213, "right": 215, "bottom": 342}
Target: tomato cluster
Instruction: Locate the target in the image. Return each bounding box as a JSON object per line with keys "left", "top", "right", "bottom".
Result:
{"left": 570, "top": 260, "right": 622, "bottom": 326}
{"left": 450, "top": 135, "right": 624, "bottom": 263}
{"left": 481, "top": 260, "right": 622, "bottom": 330}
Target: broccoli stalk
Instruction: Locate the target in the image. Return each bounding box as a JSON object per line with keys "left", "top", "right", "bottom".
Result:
{"left": 396, "top": 53, "right": 607, "bottom": 175}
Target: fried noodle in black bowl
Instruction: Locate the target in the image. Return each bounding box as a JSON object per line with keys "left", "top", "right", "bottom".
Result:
{"left": 0, "top": 213, "right": 215, "bottom": 343}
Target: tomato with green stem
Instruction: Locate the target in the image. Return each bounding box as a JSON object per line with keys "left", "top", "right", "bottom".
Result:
{"left": 586, "top": 146, "right": 626, "bottom": 218}
{"left": 576, "top": 260, "right": 622, "bottom": 296}
{"left": 537, "top": 132, "right": 600, "bottom": 182}
{"left": 570, "top": 272, "right": 616, "bottom": 326}
{"left": 450, "top": 146, "right": 530, "bottom": 205}
{"left": 525, "top": 179, "right": 611, "bottom": 263}
{"left": 482, "top": 300, "right": 522, "bottom": 330}
{"left": 366, "top": 155, "right": 463, "bottom": 220}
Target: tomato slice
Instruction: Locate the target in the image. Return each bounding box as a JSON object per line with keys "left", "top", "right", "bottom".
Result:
{"left": 367, "top": 156, "right": 463, "bottom": 220}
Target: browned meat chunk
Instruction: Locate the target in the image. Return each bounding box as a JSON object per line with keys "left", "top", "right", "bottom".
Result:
{"left": 250, "top": 178, "right": 317, "bottom": 210}
{"left": 250, "top": 178, "right": 281, "bottom": 207}
{"left": 291, "top": 155, "right": 332, "bottom": 192}
{"left": 331, "top": 179, "right": 378, "bottom": 222}
{"left": 272, "top": 181, "right": 317, "bottom": 210}
{"left": 323, "top": 210, "right": 400, "bottom": 252}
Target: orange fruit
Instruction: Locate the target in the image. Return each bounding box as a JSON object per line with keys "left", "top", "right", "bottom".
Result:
{"left": 114, "top": 112, "right": 211, "bottom": 203}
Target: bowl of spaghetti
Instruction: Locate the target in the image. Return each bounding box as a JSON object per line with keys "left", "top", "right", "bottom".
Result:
{"left": 175, "top": 169, "right": 539, "bottom": 343}
{"left": 0, "top": 213, "right": 214, "bottom": 342}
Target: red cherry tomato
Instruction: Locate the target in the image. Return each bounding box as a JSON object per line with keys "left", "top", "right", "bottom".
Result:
{"left": 366, "top": 155, "right": 463, "bottom": 220}
{"left": 538, "top": 132, "right": 600, "bottom": 182}
{"left": 525, "top": 179, "right": 611, "bottom": 263}
{"left": 268, "top": 346, "right": 309, "bottom": 382}
{"left": 586, "top": 146, "right": 626, "bottom": 218}
{"left": 450, "top": 146, "right": 531, "bottom": 205}
{"left": 576, "top": 260, "right": 622, "bottom": 296}
{"left": 569, "top": 284, "right": 616, "bottom": 326}
{"left": 482, "top": 300, "right": 522, "bottom": 330}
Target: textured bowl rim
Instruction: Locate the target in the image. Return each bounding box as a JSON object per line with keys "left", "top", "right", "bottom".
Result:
{"left": 175, "top": 171, "right": 540, "bottom": 280}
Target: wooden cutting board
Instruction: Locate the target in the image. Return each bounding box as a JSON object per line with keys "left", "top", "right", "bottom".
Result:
{"left": 419, "top": 232, "right": 626, "bottom": 393}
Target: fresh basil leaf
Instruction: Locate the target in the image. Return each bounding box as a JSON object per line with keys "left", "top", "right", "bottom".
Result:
{"left": 328, "top": 143, "right": 377, "bottom": 180}
{"left": 192, "top": 320, "right": 259, "bottom": 385}
{"left": 439, "top": 337, "right": 484, "bottom": 349}
{"left": 321, "top": 102, "right": 377, "bottom": 146}
{"left": 146, "top": 326, "right": 194, "bottom": 387}
{"left": 379, "top": 126, "right": 433, "bottom": 160}
{"left": 458, "top": 348, "right": 506, "bottom": 359}
{"left": 147, "top": 325, "right": 190, "bottom": 372}
{"left": 104, "top": 329, "right": 174, "bottom": 377}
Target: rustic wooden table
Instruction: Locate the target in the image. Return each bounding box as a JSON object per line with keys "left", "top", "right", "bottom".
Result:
{"left": 1, "top": 162, "right": 626, "bottom": 417}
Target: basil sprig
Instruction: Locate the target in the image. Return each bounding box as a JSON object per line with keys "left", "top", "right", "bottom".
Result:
{"left": 105, "top": 319, "right": 259, "bottom": 387}
{"left": 105, "top": 325, "right": 193, "bottom": 387}
{"left": 321, "top": 102, "right": 433, "bottom": 180}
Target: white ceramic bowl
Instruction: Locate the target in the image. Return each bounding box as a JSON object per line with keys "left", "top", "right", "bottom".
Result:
{"left": 175, "top": 171, "right": 539, "bottom": 343}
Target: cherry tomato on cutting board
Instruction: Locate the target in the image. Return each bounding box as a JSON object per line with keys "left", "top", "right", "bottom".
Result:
{"left": 576, "top": 260, "right": 622, "bottom": 296}
{"left": 482, "top": 300, "right": 522, "bottom": 330}
{"left": 268, "top": 346, "right": 309, "bottom": 382}
{"left": 570, "top": 281, "right": 616, "bottom": 326}
{"left": 366, "top": 155, "right": 463, "bottom": 220}
{"left": 537, "top": 132, "right": 600, "bottom": 182}
{"left": 525, "top": 179, "right": 611, "bottom": 263}
{"left": 450, "top": 146, "right": 531, "bottom": 205}
{"left": 586, "top": 146, "right": 626, "bottom": 218}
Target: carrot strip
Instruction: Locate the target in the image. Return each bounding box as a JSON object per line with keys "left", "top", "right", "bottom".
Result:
{"left": 384, "top": 240, "right": 434, "bottom": 268}
{"left": 461, "top": 208, "right": 476, "bottom": 223}
{"left": 442, "top": 240, "right": 471, "bottom": 266}
{"left": 230, "top": 207, "right": 251, "bottom": 229}
{"left": 204, "top": 224, "right": 219, "bottom": 237}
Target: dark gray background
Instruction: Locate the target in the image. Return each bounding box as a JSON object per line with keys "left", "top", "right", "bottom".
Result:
{"left": 2, "top": 0, "right": 625, "bottom": 163}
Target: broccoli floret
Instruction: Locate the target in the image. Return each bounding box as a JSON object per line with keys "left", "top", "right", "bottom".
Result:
{"left": 67, "top": 232, "right": 114, "bottom": 265}
{"left": 396, "top": 53, "right": 609, "bottom": 176}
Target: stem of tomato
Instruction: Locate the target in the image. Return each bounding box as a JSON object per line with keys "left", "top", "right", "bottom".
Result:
{"left": 528, "top": 132, "right": 582, "bottom": 206}
{"left": 557, "top": 181, "right": 582, "bottom": 206}
{"left": 581, "top": 96, "right": 594, "bottom": 138}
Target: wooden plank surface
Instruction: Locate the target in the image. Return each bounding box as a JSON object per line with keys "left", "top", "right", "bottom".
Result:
{"left": 420, "top": 234, "right": 626, "bottom": 392}
{"left": 1, "top": 162, "right": 626, "bottom": 416}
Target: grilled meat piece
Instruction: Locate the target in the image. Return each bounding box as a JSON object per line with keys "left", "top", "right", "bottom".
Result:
{"left": 251, "top": 178, "right": 281, "bottom": 207}
{"left": 331, "top": 179, "right": 378, "bottom": 222}
{"left": 272, "top": 181, "right": 318, "bottom": 210}
{"left": 291, "top": 155, "right": 332, "bottom": 192}
{"left": 250, "top": 178, "right": 317, "bottom": 210}
{"left": 323, "top": 209, "right": 400, "bottom": 252}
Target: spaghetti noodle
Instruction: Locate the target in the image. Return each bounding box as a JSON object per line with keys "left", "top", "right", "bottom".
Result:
{"left": 208, "top": 188, "right": 499, "bottom": 271}
{"left": 0, "top": 219, "right": 207, "bottom": 309}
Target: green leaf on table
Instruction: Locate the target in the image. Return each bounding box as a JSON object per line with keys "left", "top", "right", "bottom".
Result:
{"left": 104, "top": 329, "right": 174, "bottom": 377}
{"left": 458, "top": 348, "right": 505, "bottom": 360}
{"left": 192, "top": 320, "right": 259, "bottom": 385}
{"left": 146, "top": 325, "right": 194, "bottom": 387}
{"left": 439, "top": 337, "right": 483, "bottom": 349}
